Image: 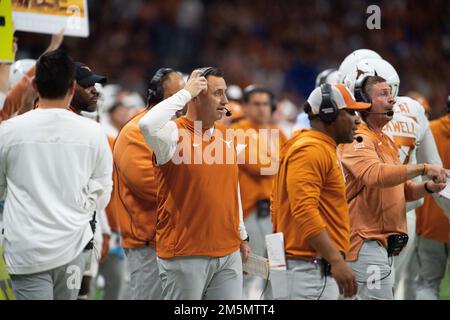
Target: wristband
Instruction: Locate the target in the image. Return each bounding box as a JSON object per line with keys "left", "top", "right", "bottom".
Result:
{"left": 424, "top": 181, "right": 434, "bottom": 194}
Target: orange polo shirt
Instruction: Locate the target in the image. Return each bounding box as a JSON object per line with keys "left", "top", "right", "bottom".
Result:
{"left": 416, "top": 114, "right": 450, "bottom": 243}
{"left": 271, "top": 129, "right": 350, "bottom": 259}
{"left": 339, "top": 123, "right": 414, "bottom": 261}
{"left": 231, "top": 119, "right": 287, "bottom": 219}
{"left": 113, "top": 111, "right": 158, "bottom": 248}
{"left": 154, "top": 116, "right": 241, "bottom": 259}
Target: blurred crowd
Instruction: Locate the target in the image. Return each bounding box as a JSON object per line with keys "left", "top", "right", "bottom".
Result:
{"left": 14, "top": 0, "right": 450, "bottom": 120}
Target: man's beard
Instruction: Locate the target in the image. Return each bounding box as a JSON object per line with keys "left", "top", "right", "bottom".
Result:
{"left": 71, "top": 93, "right": 97, "bottom": 113}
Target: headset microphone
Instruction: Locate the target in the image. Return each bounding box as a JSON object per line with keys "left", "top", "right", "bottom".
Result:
{"left": 362, "top": 110, "right": 394, "bottom": 117}
{"left": 224, "top": 108, "right": 232, "bottom": 117}
{"left": 354, "top": 136, "right": 363, "bottom": 143}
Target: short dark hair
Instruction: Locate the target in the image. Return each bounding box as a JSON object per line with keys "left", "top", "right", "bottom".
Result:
{"left": 363, "top": 75, "right": 386, "bottom": 97}
{"left": 242, "top": 86, "right": 273, "bottom": 103}
{"left": 243, "top": 85, "right": 277, "bottom": 112}
{"left": 35, "top": 50, "right": 75, "bottom": 99}
{"left": 196, "top": 67, "right": 224, "bottom": 79}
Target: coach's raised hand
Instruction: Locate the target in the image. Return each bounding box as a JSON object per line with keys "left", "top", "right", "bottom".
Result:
{"left": 184, "top": 69, "right": 207, "bottom": 98}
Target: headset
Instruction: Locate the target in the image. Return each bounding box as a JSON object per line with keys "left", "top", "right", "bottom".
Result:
{"left": 447, "top": 95, "right": 450, "bottom": 114}
{"left": 198, "top": 66, "right": 214, "bottom": 78}
{"left": 196, "top": 66, "right": 232, "bottom": 117}
{"left": 147, "top": 67, "right": 175, "bottom": 106}
{"left": 242, "top": 85, "right": 277, "bottom": 113}
{"left": 353, "top": 75, "right": 372, "bottom": 104}
{"left": 318, "top": 83, "right": 339, "bottom": 123}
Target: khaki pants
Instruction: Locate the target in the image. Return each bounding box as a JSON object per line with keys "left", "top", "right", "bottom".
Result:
{"left": 157, "top": 249, "right": 242, "bottom": 300}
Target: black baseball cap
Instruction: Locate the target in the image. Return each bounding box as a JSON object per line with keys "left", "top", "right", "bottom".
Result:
{"left": 75, "top": 62, "right": 107, "bottom": 88}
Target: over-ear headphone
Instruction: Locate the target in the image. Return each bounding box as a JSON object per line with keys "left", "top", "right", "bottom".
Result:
{"left": 318, "top": 83, "right": 339, "bottom": 123}
{"left": 243, "top": 85, "right": 277, "bottom": 113}
{"left": 147, "top": 67, "right": 174, "bottom": 106}
{"left": 198, "top": 66, "right": 214, "bottom": 78}
{"left": 354, "top": 75, "right": 372, "bottom": 103}
{"left": 447, "top": 95, "right": 450, "bottom": 114}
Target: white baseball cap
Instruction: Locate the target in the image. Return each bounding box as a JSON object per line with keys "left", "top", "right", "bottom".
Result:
{"left": 307, "top": 83, "right": 371, "bottom": 115}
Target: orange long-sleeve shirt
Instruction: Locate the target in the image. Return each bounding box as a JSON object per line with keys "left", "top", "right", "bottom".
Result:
{"left": 271, "top": 130, "right": 350, "bottom": 259}
{"left": 416, "top": 114, "right": 450, "bottom": 243}
{"left": 113, "top": 111, "right": 158, "bottom": 248}
{"left": 231, "top": 119, "right": 287, "bottom": 219}
{"left": 0, "top": 66, "right": 35, "bottom": 121}
{"left": 154, "top": 116, "right": 241, "bottom": 259}
{"left": 339, "top": 123, "right": 414, "bottom": 261}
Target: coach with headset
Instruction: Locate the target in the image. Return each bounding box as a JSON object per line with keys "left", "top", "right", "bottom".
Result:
{"left": 339, "top": 75, "right": 449, "bottom": 300}
{"left": 271, "top": 83, "right": 371, "bottom": 299}
{"left": 113, "top": 68, "right": 185, "bottom": 299}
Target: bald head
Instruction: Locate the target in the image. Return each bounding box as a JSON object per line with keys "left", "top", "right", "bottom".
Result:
{"left": 163, "top": 72, "right": 185, "bottom": 100}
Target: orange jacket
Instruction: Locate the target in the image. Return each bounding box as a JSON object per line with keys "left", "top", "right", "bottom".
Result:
{"left": 231, "top": 119, "right": 287, "bottom": 219}
{"left": 416, "top": 114, "right": 450, "bottom": 243}
{"left": 271, "top": 130, "right": 350, "bottom": 259}
{"left": 113, "top": 111, "right": 158, "bottom": 248}
{"left": 1, "top": 67, "right": 35, "bottom": 121}
{"left": 104, "top": 136, "right": 120, "bottom": 232}
{"left": 154, "top": 116, "right": 241, "bottom": 259}
{"left": 339, "top": 123, "right": 415, "bottom": 261}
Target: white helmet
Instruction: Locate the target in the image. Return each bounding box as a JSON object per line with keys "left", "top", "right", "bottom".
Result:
{"left": 315, "top": 68, "right": 340, "bottom": 88}
{"left": 341, "top": 60, "right": 375, "bottom": 97}
{"left": 338, "top": 49, "right": 381, "bottom": 83}
{"left": 9, "top": 59, "right": 36, "bottom": 88}
{"left": 359, "top": 58, "right": 400, "bottom": 98}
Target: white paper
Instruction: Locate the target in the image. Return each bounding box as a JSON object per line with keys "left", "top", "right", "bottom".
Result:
{"left": 242, "top": 253, "right": 269, "bottom": 279}
{"left": 439, "top": 179, "right": 450, "bottom": 200}
{"left": 265, "top": 232, "right": 286, "bottom": 270}
{"left": 265, "top": 232, "right": 289, "bottom": 298}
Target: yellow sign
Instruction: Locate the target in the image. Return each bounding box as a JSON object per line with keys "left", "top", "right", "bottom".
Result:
{"left": 0, "top": 0, "right": 14, "bottom": 63}
{"left": 0, "top": 247, "right": 14, "bottom": 300}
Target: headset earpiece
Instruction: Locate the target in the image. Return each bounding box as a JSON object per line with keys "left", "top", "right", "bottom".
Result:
{"left": 354, "top": 76, "right": 371, "bottom": 103}
{"left": 318, "top": 83, "right": 339, "bottom": 123}
{"left": 147, "top": 68, "right": 174, "bottom": 106}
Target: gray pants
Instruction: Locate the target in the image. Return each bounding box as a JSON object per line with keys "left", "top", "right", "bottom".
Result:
{"left": 415, "top": 235, "right": 450, "bottom": 300}
{"left": 10, "top": 250, "right": 90, "bottom": 300}
{"left": 125, "top": 246, "right": 162, "bottom": 300}
{"left": 272, "top": 259, "right": 339, "bottom": 300}
{"left": 394, "top": 210, "right": 419, "bottom": 300}
{"left": 157, "top": 249, "right": 243, "bottom": 300}
{"left": 349, "top": 240, "right": 394, "bottom": 300}
{"left": 97, "top": 254, "right": 126, "bottom": 300}
{"left": 243, "top": 211, "right": 272, "bottom": 299}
